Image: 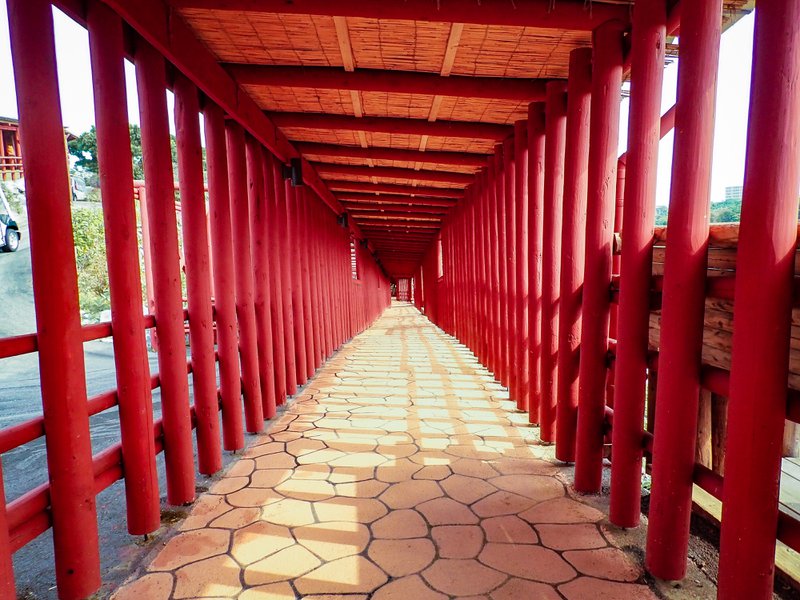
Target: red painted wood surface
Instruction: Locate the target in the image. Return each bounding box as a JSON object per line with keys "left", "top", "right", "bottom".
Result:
{"left": 136, "top": 38, "right": 197, "bottom": 504}
{"left": 88, "top": 3, "right": 161, "bottom": 531}
{"left": 574, "top": 21, "right": 624, "bottom": 492}
{"left": 246, "top": 135, "right": 278, "bottom": 420}
{"left": 205, "top": 102, "right": 245, "bottom": 451}
{"left": 226, "top": 122, "right": 265, "bottom": 432}
{"left": 175, "top": 75, "right": 224, "bottom": 474}
{"left": 646, "top": 0, "right": 721, "bottom": 578}
{"left": 610, "top": 0, "right": 668, "bottom": 529}
{"left": 540, "top": 81, "right": 568, "bottom": 441}
{"left": 555, "top": 48, "right": 591, "bottom": 463}
{"left": 718, "top": 1, "right": 800, "bottom": 597}
{"left": 6, "top": 1, "right": 101, "bottom": 595}
{"left": 527, "top": 103, "right": 547, "bottom": 425}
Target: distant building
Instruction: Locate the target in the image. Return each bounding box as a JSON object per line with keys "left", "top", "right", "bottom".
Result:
{"left": 725, "top": 185, "right": 743, "bottom": 202}
{"left": 0, "top": 116, "right": 77, "bottom": 182}
{"left": 0, "top": 116, "right": 22, "bottom": 181}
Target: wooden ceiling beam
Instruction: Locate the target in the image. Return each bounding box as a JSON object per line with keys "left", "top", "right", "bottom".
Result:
{"left": 270, "top": 112, "right": 512, "bottom": 141}
{"left": 314, "top": 163, "right": 473, "bottom": 186}
{"left": 225, "top": 64, "right": 549, "bottom": 102}
{"left": 345, "top": 205, "right": 448, "bottom": 215}
{"left": 295, "top": 142, "right": 488, "bottom": 167}
{"left": 169, "top": 0, "right": 631, "bottom": 30}
{"left": 339, "top": 193, "right": 458, "bottom": 207}
{"left": 329, "top": 181, "right": 464, "bottom": 198}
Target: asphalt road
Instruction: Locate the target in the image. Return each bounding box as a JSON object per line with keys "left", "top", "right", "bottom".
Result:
{"left": 0, "top": 210, "right": 237, "bottom": 598}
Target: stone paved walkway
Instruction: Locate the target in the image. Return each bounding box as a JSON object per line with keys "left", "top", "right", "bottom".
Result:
{"left": 112, "top": 302, "right": 656, "bottom": 600}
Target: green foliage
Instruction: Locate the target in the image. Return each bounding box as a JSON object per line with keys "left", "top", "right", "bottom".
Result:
{"left": 68, "top": 124, "right": 179, "bottom": 181}
{"left": 654, "top": 198, "right": 744, "bottom": 226}
{"left": 71, "top": 207, "right": 110, "bottom": 320}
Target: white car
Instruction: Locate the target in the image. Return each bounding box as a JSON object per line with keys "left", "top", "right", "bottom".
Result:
{"left": 0, "top": 187, "right": 21, "bottom": 252}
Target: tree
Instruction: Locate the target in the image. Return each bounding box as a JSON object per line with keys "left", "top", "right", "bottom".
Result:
{"left": 68, "top": 123, "right": 179, "bottom": 180}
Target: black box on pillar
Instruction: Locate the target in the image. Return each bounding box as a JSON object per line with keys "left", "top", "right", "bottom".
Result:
{"left": 282, "top": 158, "right": 304, "bottom": 187}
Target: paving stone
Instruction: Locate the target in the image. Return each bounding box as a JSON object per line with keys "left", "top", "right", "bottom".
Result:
{"left": 379, "top": 479, "right": 444, "bottom": 509}
{"left": 173, "top": 554, "right": 242, "bottom": 598}
{"left": 371, "top": 508, "right": 429, "bottom": 539}
{"left": 472, "top": 490, "right": 537, "bottom": 518}
{"left": 418, "top": 497, "right": 479, "bottom": 525}
{"left": 490, "top": 578, "right": 563, "bottom": 600}
{"left": 238, "top": 582, "right": 296, "bottom": 599}
{"left": 481, "top": 515, "right": 538, "bottom": 544}
{"left": 520, "top": 497, "right": 605, "bottom": 524}
{"left": 314, "top": 496, "right": 388, "bottom": 523}
{"left": 432, "top": 525, "right": 484, "bottom": 558}
{"left": 372, "top": 575, "right": 447, "bottom": 600}
{"left": 479, "top": 543, "right": 577, "bottom": 583}
{"left": 537, "top": 523, "right": 608, "bottom": 551}
{"left": 368, "top": 538, "right": 436, "bottom": 576}
{"left": 563, "top": 548, "right": 642, "bottom": 582}
{"left": 231, "top": 522, "right": 294, "bottom": 565}
{"left": 559, "top": 577, "right": 658, "bottom": 599}
{"left": 293, "top": 521, "right": 370, "bottom": 560}
{"left": 422, "top": 559, "right": 507, "bottom": 596}
{"left": 149, "top": 529, "right": 230, "bottom": 571}
{"left": 244, "top": 545, "right": 322, "bottom": 585}
{"left": 440, "top": 474, "right": 497, "bottom": 504}
{"left": 111, "top": 573, "right": 172, "bottom": 600}
{"left": 294, "top": 555, "right": 388, "bottom": 595}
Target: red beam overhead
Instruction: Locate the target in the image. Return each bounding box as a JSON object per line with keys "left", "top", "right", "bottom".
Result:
{"left": 339, "top": 193, "right": 457, "bottom": 207}
{"left": 170, "top": 0, "right": 630, "bottom": 30}
{"left": 344, "top": 205, "right": 448, "bottom": 215}
{"left": 270, "top": 112, "right": 512, "bottom": 141}
{"left": 314, "top": 163, "right": 473, "bottom": 186}
{"left": 226, "top": 64, "right": 549, "bottom": 102}
{"left": 330, "top": 181, "right": 464, "bottom": 198}
{"left": 295, "top": 142, "right": 489, "bottom": 167}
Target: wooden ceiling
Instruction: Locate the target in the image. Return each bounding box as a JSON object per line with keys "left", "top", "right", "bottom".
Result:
{"left": 168, "top": 0, "right": 753, "bottom": 277}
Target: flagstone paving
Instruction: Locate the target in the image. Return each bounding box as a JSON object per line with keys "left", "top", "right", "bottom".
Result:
{"left": 112, "top": 302, "right": 657, "bottom": 600}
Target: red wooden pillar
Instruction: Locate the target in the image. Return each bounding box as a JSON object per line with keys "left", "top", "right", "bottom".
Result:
{"left": 309, "top": 200, "right": 324, "bottom": 367}
{"left": 246, "top": 135, "right": 277, "bottom": 419}
{"left": 7, "top": 0, "right": 101, "bottom": 595}
{"left": 514, "top": 121, "right": 530, "bottom": 413}
{"left": 556, "top": 47, "right": 592, "bottom": 462}
{"left": 495, "top": 147, "right": 509, "bottom": 385}
{"left": 0, "top": 460, "right": 11, "bottom": 600}
{"left": 487, "top": 165, "right": 501, "bottom": 378}
{"left": 718, "top": 1, "right": 800, "bottom": 596}
{"left": 175, "top": 74, "right": 223, "bottom": 472}
{"left": 87, "top": 2, "right": 160, "bottom": 530}
{"left": 226, "top": 122, "right": 264, "bottom": 432}
{"left": 540, "top": 81, "right": 568, "bottom": 441}
{"left": 574, "top": 20, "right": 625, "bottom": 492}
{"left": 273, "top": 158, "right": 298, "bottom": 396}
{"left": 476, "top": 175, "right": 489, "bottom": 365}
{"left": 289, "top": 184, "right": 309, "bottom": 384}
{"left": 262, "top": 151, "right": 287, "bottom": 406}
{"left": 299, "top": 190, "right": 317, "bottom": 377}
{"left": 527, "top": 103, "right": 546, "bottom": 424}
{"left": 136, "top": 39, "right": 196, "bottom": 503}
{"left": 503, "top": 137, "right": 517, "bottom": 400}
{"left": 204, "top": 103, "right": 244, "bottom": 450}
{"left": 610, "top": 0, "right": 667, "bottom": 527}
{"left": 645, "top": 0, "right": 721, "bottom": 579}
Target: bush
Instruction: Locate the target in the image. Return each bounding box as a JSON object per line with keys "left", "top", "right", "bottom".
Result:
{"left": 71, "top": 206, "right": 110, "bottom": 321}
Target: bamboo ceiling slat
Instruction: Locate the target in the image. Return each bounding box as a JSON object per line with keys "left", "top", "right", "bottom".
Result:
{"left": 320, "top": 172, "right": 464, "bottom": 189}
{"left": 245, "top": 86, "right": 354, "bottom": 115}
{"left": 301, "top": 154, "right": 477, "bottom": 174}
{"left": 346, "top": 17, "right": 451, "bottom": 73}
{"left": 180, "top": 9, "right": 342, "bottom": 66}
{"left": 425, "top": 137, "right": 496, "bottom": 154}
{"left": 436, "top": 96, "right": 528, "bottom": 125}
{"left": 359, "top": 91, "right": 434, "bottom": 121}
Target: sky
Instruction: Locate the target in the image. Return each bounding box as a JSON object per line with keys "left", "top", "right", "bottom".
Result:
{"left": 0, "top": 5, "right": 757, "bottom": 206}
